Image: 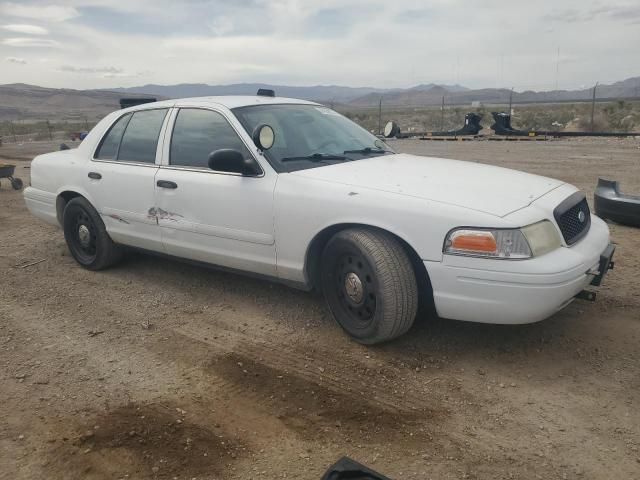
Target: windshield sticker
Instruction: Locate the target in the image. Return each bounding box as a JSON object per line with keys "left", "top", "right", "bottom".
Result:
{"left": 315, "top": 107, "right": 340, "bottom": 116}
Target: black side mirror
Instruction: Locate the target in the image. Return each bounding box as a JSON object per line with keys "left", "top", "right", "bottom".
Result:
{"left": 208, "top": 149, "right": 261, "bottom": 176}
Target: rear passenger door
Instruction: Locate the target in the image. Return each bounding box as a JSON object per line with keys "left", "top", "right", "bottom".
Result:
{"left": 86, "top": 108, "right": 169, "bottom": 251}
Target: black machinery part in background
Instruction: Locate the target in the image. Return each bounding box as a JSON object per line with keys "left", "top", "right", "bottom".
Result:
{"left": 490, "top": 112, "right": 640, "bottom": 137}
{"left": 383, "top": 112, "right": 483, "bottom": 139}
{"left": 119, "top": 98, "right": 157, "bottom": 109}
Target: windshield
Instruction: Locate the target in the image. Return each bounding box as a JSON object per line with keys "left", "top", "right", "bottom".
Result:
{"left": 232, "top": 104, "right": 394, "bottom": 172}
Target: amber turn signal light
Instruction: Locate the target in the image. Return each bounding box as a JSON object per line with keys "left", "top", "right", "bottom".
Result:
{"left": 450, "top": 231, "right": 497, "bottom": 253}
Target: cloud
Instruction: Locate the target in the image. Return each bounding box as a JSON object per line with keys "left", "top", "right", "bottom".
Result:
{"left": 591, "top": 4, "right": 640, "bottom": 23}
{"left": 0, "top": 0, "right": 639, "bottom": 91}
{"left": 102, "top": 72, "right": 139, "bottom": 78}
{"left": 208, "top": 16, "right": 234, "bottom": 36}
{"left": 0, "top": 2, "right": 79, "bottom": 22}
{"left": 1, "top": 37, "right": 60, "bottom": 48}
{"left": 545, "top": 4, "right": 640, "bottom": 24}
{"left": 58, "top": 64, "right": 140, "bottom": 78}
{"left": 1, "top": 24, "right": 48, "bottom": 35}
{"left": 59, "top": 65, "right": 124, "bottom": 74}
{"left": 5, "top": 56, "right": 27, "bottom": 64}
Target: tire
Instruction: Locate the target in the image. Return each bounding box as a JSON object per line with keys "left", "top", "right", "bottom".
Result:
{"left": 11, "top": 177, "right": 23, "bottom": 190}
{"left": 320, "top": 228, "right": 418, "bottom": 344}
{"left": 62, "top": 197, "right": 123, "bottom": 270}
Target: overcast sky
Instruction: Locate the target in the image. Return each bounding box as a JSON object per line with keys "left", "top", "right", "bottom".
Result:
{"left": 1, "top": 0, "right": 639, "bottom": 91}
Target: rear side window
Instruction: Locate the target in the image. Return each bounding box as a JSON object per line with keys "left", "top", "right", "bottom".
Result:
{"left": 118, "top": 109, "right": 168, "bottom": 163}
{"left": 95, "top": 113, "right": 131, "bottom": 160}
{"left": 170, "top": 108, "right": 251, "bottom": 169}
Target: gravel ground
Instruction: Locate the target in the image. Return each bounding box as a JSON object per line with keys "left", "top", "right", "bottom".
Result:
{"left": 1, "top": 137, "right": 639, "bottom": 480}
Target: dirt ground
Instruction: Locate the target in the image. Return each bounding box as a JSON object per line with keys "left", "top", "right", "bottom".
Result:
{"left": 1, "top": 137, "right": 639, "bottom": 480}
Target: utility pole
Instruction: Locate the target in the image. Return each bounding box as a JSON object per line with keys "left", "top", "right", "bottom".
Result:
{"left": 508, "top": 88, "right": 514, "bottom": 115}
{"left": 590, "top": 82, "right": 598, "bottom": 132}
{"left": 9, "top": 121, "right": 16, "bottom": 143}
{"left": 378, "top": 96, "right": 382, "bottom": 135}
{"left": 440, "top": 95, "right": 445, "bottom": 131}
{"left": 554, "top": 47, "right": 560, "bottom": 91}
{"left": 46, "top": 120, "right": 53, "bottom": 140}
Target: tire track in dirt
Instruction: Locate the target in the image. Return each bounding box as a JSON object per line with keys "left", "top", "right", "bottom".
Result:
{"left": 173, "top": 320, "right": 453, "bottom": 415}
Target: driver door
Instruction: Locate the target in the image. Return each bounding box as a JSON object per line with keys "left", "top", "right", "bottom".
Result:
{"left": 155, "top": 107, "right": 277, "bottom": 276}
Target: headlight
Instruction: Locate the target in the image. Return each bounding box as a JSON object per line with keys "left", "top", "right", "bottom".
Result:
{"left": 444, "top": 221, "right": 561, "bottom": 259}
{"left": 521, "top": 220, "right": 562, "bottom": 256}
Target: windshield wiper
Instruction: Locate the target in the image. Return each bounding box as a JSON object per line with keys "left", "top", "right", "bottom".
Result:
{"left": 343, "top": 147, "right": 389, "bottom": 155}
{"left": 281, "top": 153, "right": 350, "bottom": 163}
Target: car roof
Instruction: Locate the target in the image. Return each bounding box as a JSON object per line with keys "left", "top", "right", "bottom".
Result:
{"left": 122, "top": 95, "right": 321, "bottom": 112}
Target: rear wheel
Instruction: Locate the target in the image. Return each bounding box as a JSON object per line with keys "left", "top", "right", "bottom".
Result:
{"left": 63, "top": 197, "right": 123, "bottom": 270}
{"left": 320, "top": 228, "right": 418, "bottom": 344}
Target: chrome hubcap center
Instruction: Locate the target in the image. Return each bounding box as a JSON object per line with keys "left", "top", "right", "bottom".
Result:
{"left": 78, "top": 225, "right": 91, "bottom": 246}
{"left": 344, "top": 272, "right": 364, "bottom": 304}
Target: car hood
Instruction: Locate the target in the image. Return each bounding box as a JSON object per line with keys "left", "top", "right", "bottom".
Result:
{"left": 290, "top": 153, "right": 564, "bottom": 217}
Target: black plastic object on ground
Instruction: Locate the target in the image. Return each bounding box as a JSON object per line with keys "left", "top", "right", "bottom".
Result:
{"left": 119, "top": 98, "right": 157, "bottom": 109}
{"left": 383, "top": 113, "right": 483, "bottom": 139}
{"left": 594, "top": 178, "right": 640, "bottom": 228}
{"left": 490, "top": 112, "right": 529, "bottom": 135}
{"left": 429, "top": 112, "right": 483, "bottom": 136}
{"left": 491, "top": 112, "right": 640, "bottom": 137}
{"left": 321, "top": 457, "right": 392, "bottom": 480}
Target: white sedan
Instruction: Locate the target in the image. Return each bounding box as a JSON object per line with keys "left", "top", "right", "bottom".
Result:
{"left": 24, "top": 93, "right": 615, "bottom": 344}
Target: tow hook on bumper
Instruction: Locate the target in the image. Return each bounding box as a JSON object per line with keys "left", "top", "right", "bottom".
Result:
{"left": 577, "top": 244, "right": 616, "bottom": 303}
{"left": 588, "top": 243, "right": 616, "bottom": 287}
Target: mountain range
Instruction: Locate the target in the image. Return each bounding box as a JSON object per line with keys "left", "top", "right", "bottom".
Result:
{"left": 0, "top": 77, "right": 638, "bottom": 121}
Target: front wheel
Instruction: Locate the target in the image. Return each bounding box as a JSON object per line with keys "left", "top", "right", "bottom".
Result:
{"left": 63, "top": 197, "right": 123, "bottom": 270}
{"left": 320, "top": 228, "right": 418, "bottom": 344}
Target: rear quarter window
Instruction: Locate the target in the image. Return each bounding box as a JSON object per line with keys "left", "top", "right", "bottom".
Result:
{"left": 118, "top": 109, "right": 168, "bottom": 163}
{"left": 94, "top": 109, "right": 167, "bottom": 163}
{"left": 95, "top": 113, "right": 131, "bottom": 160}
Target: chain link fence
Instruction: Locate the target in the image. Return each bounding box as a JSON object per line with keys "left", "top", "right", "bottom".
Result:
{"left": 336, "top": 99, "right": 640, "bottom": 135}
{"left": 1, "top": 100, "right": 639, "bottom": 146}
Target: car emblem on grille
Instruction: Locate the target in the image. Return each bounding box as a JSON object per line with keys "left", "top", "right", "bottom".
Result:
{"left": 578, "top": 210, "right": 586, "bottom": 223}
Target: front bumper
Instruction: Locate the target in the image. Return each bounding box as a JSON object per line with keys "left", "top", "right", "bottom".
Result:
{"left": 426, "top": 215, "right": 612, "bottom": 324}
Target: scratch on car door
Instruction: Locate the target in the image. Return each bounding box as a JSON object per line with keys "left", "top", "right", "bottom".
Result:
{"left": 147, "top": 207, "right": 159, "bottom": 224}
{"left": 148, "top": 207, "right": 183, "bottom": 222}
{"left": 108, "top": 213, "right": 130, "bottom": 224}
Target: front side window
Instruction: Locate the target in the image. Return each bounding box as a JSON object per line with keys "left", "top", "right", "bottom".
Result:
{"left": 170, "top": 108, "right": 252, "bottom": 169}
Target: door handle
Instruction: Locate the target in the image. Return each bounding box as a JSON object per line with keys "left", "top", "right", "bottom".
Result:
{"left": 88, "top": 172, "right": 102, "bottom": 180}
{"left": 157, "top": 180, "right": 178, "bottom": 189}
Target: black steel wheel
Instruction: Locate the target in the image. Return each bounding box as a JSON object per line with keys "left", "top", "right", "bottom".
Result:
{"left": 63, "top": 197, "right": 123, "bottom": 270}
{"left": 320, "top": 228, "right": 418, "bottom": 344}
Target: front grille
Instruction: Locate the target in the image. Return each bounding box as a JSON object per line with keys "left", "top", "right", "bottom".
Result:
{"left": 554, "top": 192, "right": 591, "bottom": 245}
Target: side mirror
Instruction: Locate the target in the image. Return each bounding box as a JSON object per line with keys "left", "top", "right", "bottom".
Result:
{"left": 208, "top": 149, "right": 261, "bottom": 176}
{"left": 252, "top": 124, "right": 275, "bottom": 150}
